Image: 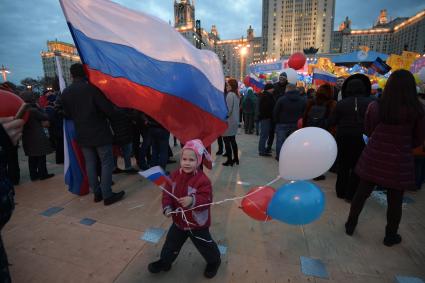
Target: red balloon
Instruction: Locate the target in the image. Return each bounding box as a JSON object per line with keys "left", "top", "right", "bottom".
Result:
{"left": 241, "top": 186, "right": 276, "bottom": 221}
{"left": 288, "top": 52, "right": 306, "bottom": 70}
{"left": 0, "top": 89, "right": 29, "bottom": 122}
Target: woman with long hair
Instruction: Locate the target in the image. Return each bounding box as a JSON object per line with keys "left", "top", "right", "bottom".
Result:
{"left": 222, "top": 78, "right": 240, "bottom": 166}
{"left": 345, "top": 70, "right": 425, "bottom": 246}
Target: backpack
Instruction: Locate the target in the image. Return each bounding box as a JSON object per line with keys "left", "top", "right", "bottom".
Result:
{"left": 306, "top": 104, "right": 328, "bottom": 128}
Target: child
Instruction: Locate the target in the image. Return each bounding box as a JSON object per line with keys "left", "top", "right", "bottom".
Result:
{"left": 148, "top": 139, "right": 221, "bottom": 278}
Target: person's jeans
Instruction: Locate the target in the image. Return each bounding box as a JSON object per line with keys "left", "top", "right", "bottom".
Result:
{"left": 113, "top": 143, "right": 133, "bottom": 169}
{"left": 414, "top": 157, "right": 425, "bottom": 190}
{"left": 28, "top": 155, "right": 48, "bottom": 180}
{"left": 139, "top": 130, "right": 152, "bottom": 170}
{"left": 150, "top": 127, "right": 170, "bottom": 170}
{"left": 275, "top": 123, "right": 297, "bottom": 159}
{"left": 243, "top": 113, "right": 255, "bottom": 133}
{"left": 258, "top": 119, "right": 271, "bottom": 154}
{"left": 81, "top": 144, "right": 114, "bottom": 199}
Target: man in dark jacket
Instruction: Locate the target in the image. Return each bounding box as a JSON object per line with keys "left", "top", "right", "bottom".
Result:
{"left": 61, "top": 63, "right": 124, "bottom": 206}
{"left": 268, "top": 72, "right": 288, "bottom": 152}
{"left": 0, "top": 117, "right": 24, "bottom": 282}
{"left": 258, "top": 83, "right": 275, "bottom": 156}
{"left": 273, "top": 84, "right": 306, "bottom": 160}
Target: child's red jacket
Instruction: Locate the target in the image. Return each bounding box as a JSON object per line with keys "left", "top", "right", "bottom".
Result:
{"left": 162, "top": 169, "right": 212, "bottom": 230}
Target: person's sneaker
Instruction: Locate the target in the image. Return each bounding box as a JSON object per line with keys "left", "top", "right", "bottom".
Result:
{"left": 113, "top": 168, "right": 124, "bottom": 174}
{"left": 104, "top": 191, "right": 125, "bottom": 206}
{"left": 94, "top": 193, "right": 103, "bottom": 203}
{"left": 204, "top": 259, "right": 221, "bottom": 278}
{"left": 39, "top": 173, "right": 55, "bottom": 180}
{"left": 383, "top": 234, "right": 402, "bottom": 247}
{"left": 313, "top": 175, "right": 326, "bottom": 181}
{"left": 148, "top": 260, "right": 171, "bottom": 273}
{"left": 123, "top": 168, "right": 138, "bottom": 174}
{"left": 259, "top": 152, "right": 272, "bottom": 157}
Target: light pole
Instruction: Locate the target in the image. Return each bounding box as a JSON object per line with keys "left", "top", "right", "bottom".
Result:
{"left": 0, "top": 65, "right": 10, "bottom": 82}
{"left": 234, "top": 38, "right": 250, "bottom": 81}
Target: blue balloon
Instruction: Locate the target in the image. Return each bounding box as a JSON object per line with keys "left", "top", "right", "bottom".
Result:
{"left": 267, "top": 181, "right": 325, "bottom": 225}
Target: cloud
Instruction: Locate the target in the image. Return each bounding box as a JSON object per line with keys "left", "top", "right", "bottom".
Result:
{"left": 0, "top": 0, "right": 424, "bottom": 84}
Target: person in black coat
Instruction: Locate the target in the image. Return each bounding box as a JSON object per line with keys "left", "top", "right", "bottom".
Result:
{"left": 61, "top": 63, "right": 124, "bottom": 206}
{"left": 0, "top": 116, "right": 24, "bottom": 282}
{"left": 328, "top": 74, "right": 374, "bottom": 201}
{"left": 258, "top": 83, "right": 275, "bottom": 156}
{"left": 110, "top": 107, "right": 136, "bottom": 173}
{"left": 20, "top": 91, "right": 55, "bottom": 181}
{"left": 273, "top": 84, "right": 306, "bottom": 160}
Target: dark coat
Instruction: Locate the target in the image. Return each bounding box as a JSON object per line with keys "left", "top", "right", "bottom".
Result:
{"left": 0, "top": 125, "right": 15, "bottom": 231}
{"left": 110, "top": 108, "right": 134, "bottom": 146}
{"left": 61, "top": 79, "right": 117, "bottom": 147}
{"left": 273, "top": 90, "right": 306, "bottom": 124}
{"left": 355, "top": 101, "right": 425, "bottom": 190}
{"left": 22, "top": 105, "right": 53, "bottom": 156}
{"left": 258, "top": 91, "right": 275, "bottom": 120}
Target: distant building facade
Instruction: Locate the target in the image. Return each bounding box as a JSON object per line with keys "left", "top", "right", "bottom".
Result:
{"left": 261, "top": 0, "right": 336, "bottom": 59}
{"left": 174, "top": 0, "right": 262, "bottom": 80}
{"left": 41, "top": 40, "right": 81, "bottom": 86}
{"left": 332, "top": 9, "right": 425, "bottom": 54}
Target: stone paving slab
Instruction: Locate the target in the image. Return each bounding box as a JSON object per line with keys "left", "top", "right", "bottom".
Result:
{"left": 4, "top": 131, "right": 425, "bottom": 282}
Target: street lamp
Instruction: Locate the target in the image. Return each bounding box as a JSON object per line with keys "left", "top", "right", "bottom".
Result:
{"left": 234, "top": 38, "right": 250, "bottom": 81}
{"left": 0, "top": 65, "right": 10, "bottom": 82}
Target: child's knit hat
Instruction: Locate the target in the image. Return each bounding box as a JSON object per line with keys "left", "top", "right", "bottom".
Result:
{"left": 182, "top": 139, "right": 212, "bottom": 167}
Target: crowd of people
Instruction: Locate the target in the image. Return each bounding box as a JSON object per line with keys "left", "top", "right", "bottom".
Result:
{"left": 0, "top": 63, "right": 425, "bottom": 280}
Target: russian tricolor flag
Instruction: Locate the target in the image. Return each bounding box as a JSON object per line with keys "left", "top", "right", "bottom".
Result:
{"left": 59, "top": 0, "right": 228, "bottom": 146}
{"left": 139, "top": 166, "right": 171, "bottom": 186}
{"left": 64, "top": 119, "right": 89, "bottom": 196}
{"left": 312, "top": 69, "right": 337, "bottom": 86}
{"left": 244, "top": 74, "right": 265, "bottom": 93}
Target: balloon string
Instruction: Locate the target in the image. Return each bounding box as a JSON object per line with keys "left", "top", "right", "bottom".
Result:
{"left": 164, "top": 175, "right": 281, "bottom": 214}
{"left": 165, "top": 176, "right": 280, "bottom": 242}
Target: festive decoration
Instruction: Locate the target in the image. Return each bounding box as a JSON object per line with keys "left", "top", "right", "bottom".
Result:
{"left": 279, "top": 127, "right": 337, "bottom": 180}
{"left": 419, "top": 67, "right": 425, "bottom": 83}
{"left": 241, "top": 186, "right": 276, "bottom": 221}
{"left": 288, "top": 52, "right": 306, "bottom": 70}
{"left": 281, "top": 68, "right": 299, "bottom": 84}
{"left": 267, "top": 181, "right": 325, "bottom": 225}
{"left": 413, "top": 73, "right": 421, "bottom": 85}
{"left": 0, "top": 89, "right": 29, "bottom": 122}
{"left": 378, "top": 78, "right": 387, "bottom": 89}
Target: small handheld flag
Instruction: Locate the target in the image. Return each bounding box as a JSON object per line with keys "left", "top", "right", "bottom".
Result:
{"left": 139, "top": 166, "right": 171, "bottom": 186}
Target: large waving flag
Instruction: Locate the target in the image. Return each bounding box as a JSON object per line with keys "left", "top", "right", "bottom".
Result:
{"left": 56, "top": 55, "right": 89, "bottom": 196}
{"left": 59, "top": 0, "right": 228, "bottom": 146}
{"left": 64, "top": 119, "right": 90, "bottom": 196}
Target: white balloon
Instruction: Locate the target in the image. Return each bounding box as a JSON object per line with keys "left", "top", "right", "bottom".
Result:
{"left": 281, "top": 68, "right": 299, "bottom": 84}
{"left": 279, "top": 127, "right": 337, "bottom": 180}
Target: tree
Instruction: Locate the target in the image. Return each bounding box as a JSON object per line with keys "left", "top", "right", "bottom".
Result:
{"left": 20, "top": 77, "right": 41, "bottom": 94}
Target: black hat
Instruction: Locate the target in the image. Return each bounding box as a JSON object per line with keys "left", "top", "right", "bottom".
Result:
{"left": 280, "top": 72, "right": 287, "bottom": 78}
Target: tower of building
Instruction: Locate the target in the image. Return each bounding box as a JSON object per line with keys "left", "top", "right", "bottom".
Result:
{"left": 174, "top": 0, "right": 195, "bottom": 30}
{"left": 262, "top": 0, "right": 336, "bottom": 59}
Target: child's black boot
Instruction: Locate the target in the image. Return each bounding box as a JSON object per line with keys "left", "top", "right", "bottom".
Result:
{"left": 383, "top": 227, "right": 402, "bottom": 247}
{"left": 148, "top": 259, "right": 171, "bottom": 273}
{"left": 204, "top": 258, "right": 221, "bottom": 278}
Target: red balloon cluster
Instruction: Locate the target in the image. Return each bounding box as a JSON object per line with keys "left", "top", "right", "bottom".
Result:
{"left": 288, "top": 52, "right": 306, "bottom": 70}
{"left": 0, "top": 89, "right": 29, "bottom": 122}
{"left": 241, "top": 186, "right": 276, "bottom": 221}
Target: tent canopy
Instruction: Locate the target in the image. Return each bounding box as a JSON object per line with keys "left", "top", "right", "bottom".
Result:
{"left": 331, "top": 51, "right": 389, "bottom": 64}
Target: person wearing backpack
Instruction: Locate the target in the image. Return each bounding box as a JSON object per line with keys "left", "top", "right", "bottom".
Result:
{"left": 328, "top": 74, "right": 374, "bottom": 201}
{"left": 302, "top": 83, "right": 336, "bottom": 180}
